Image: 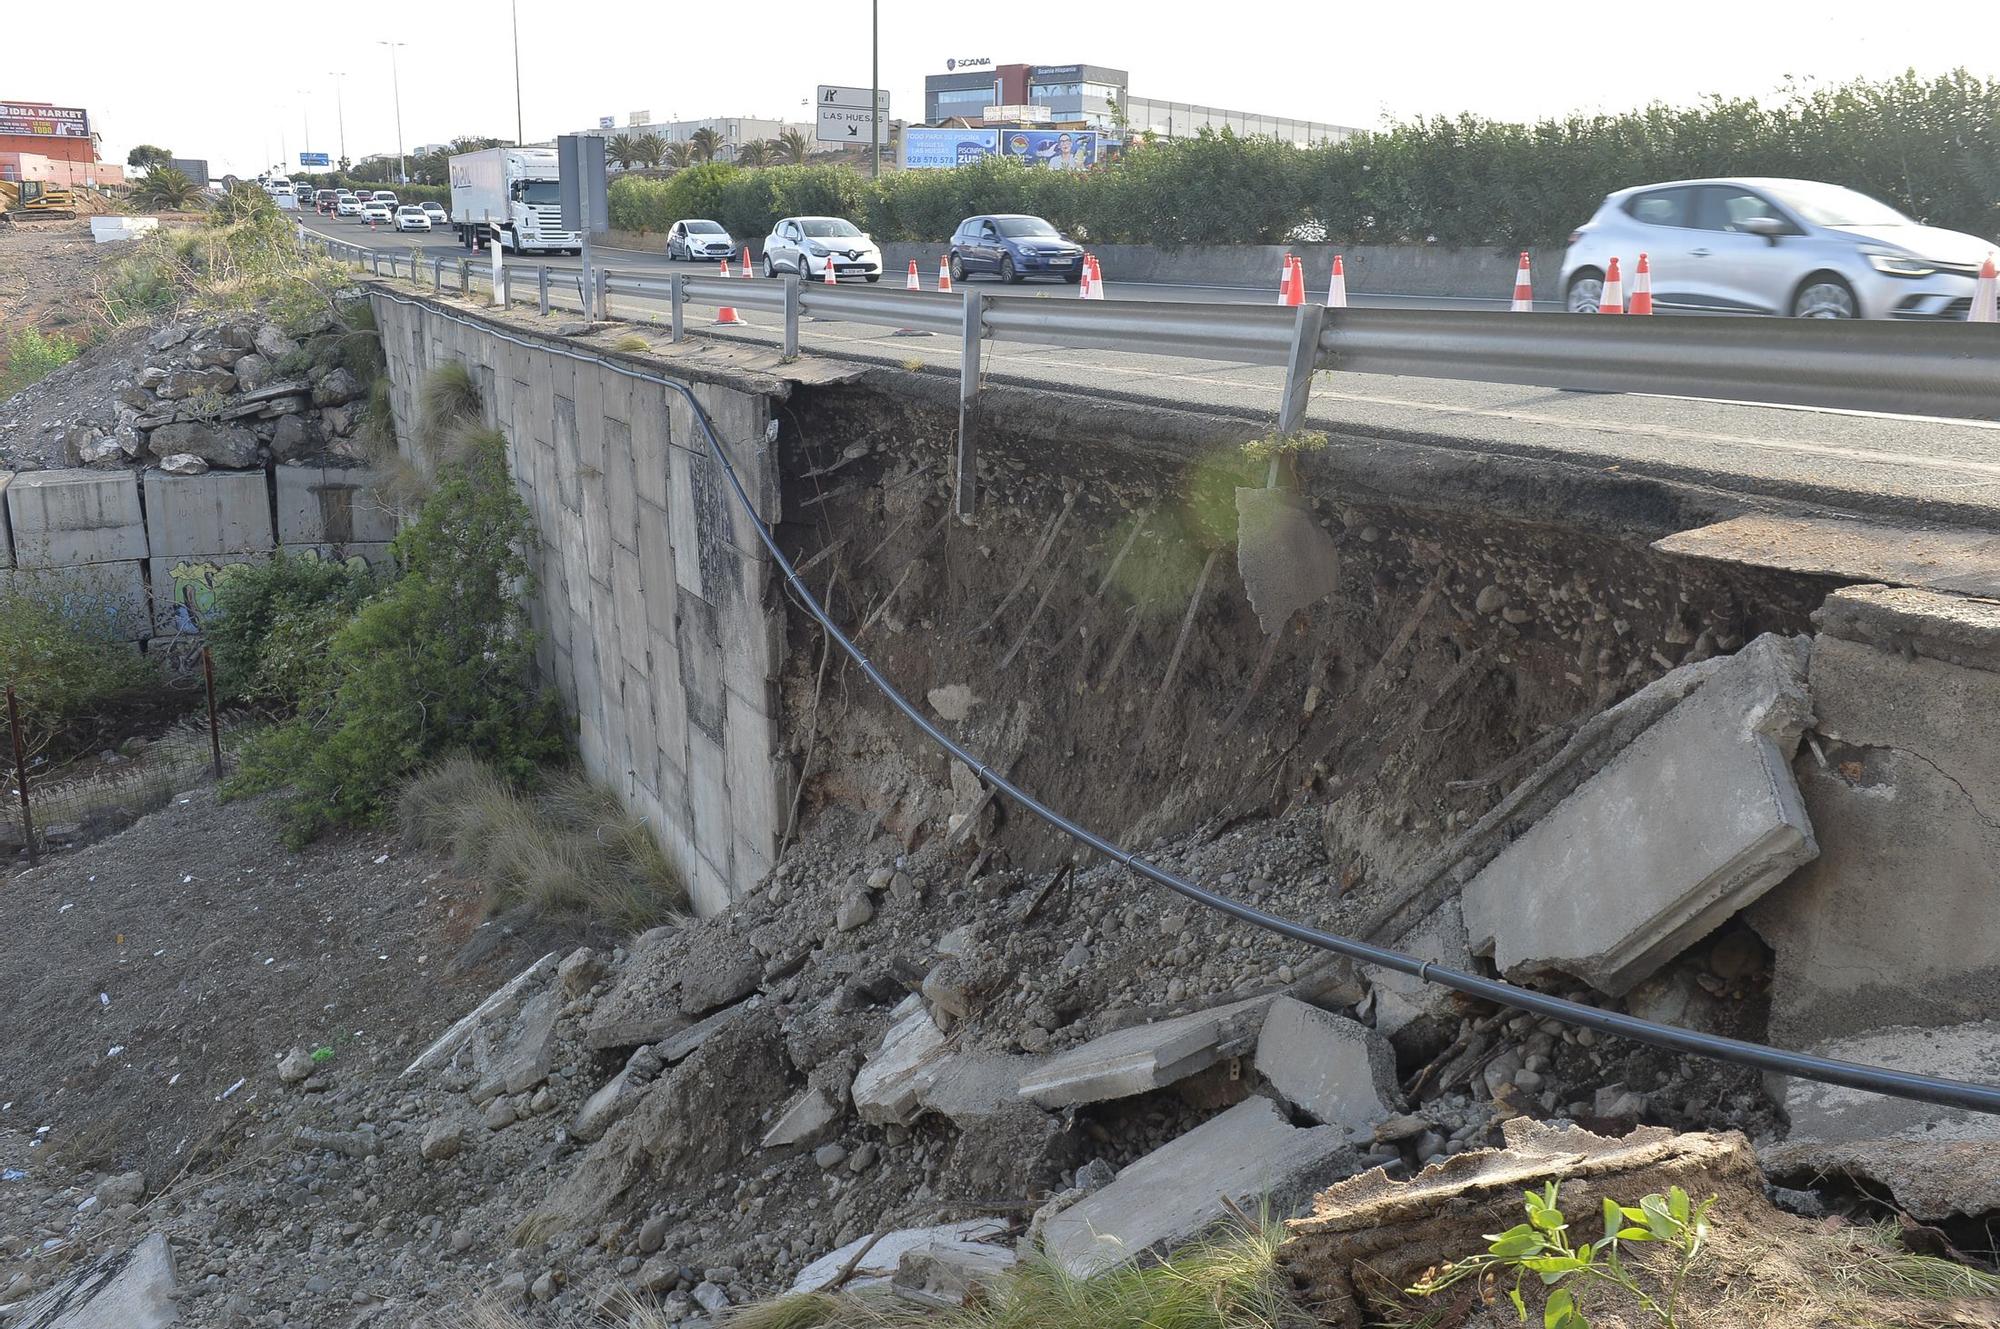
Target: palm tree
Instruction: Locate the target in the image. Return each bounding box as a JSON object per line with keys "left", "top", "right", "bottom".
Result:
{"left": 634, "top": 133, "right": 666, "bottom": 169}
{"left": 776, "top": 128, "right": 810, "bottom": 165}
{"left": 606, "top": 133, "right": 643, "bottom": 170}
{"left": 662, "top": 141, "right": 693, "bottom": 170}
{"left": 735, "top": 141, "right": 771, "bottom": 168}
{"left": 131, "top": 167, "right": 202, "bottom": 211}
{"left": 688, "top": 127, "right": 722, "bottom": 163}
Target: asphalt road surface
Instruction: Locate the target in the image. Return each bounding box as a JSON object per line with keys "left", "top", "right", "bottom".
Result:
{"left": 304, "top": 215, "right": 2000, "bottom": 532}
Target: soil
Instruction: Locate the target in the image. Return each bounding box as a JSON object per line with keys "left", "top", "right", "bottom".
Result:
{"left": 0, "top": 221, "right": 103, "bottom": 346}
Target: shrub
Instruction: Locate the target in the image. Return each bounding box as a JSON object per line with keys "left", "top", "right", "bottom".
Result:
{"left": 0, "top": 328, "right": 82, "bottom": 399}
{"left": 0, "top": 582, "right": 156, "bottom": 756}
{"left": 99, "top": 192, "right": 352, "bottom": 334}
{"left": 205, "top": 553, "right": 382, "bottom": 706}
{"left": 129, "top": 166, "right": 203, "bottom": 212}
{"left": 662, "top": 162, "right": 740, "bottom": 229}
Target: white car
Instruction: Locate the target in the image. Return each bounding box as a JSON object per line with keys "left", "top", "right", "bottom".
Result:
{"left": 420, "top": 201, "right": 448, "bottom": 225}
{"left": 360, "top": 201, "right": 392, "bottom": 225}
{"left": 393, "top": 205, "right": 431, "bottom": 232}
{"left": 336, "top": 197, "right": 362, "bottom": 217}
{"left": 668, "top": 219, "right": 735, "bottom": 263}
{"left": 761, "top": 216, "right": 882, "bottom": 282}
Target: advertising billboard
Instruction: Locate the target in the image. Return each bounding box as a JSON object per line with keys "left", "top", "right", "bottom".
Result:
{"left": 999, "top": 129, "right": 1096, "bottom": 171}
{"left": 0, "top": 102, "right": 91, "bottom": 139}
{"left": 902, "top": 127, "right": 999, "bottom": 170}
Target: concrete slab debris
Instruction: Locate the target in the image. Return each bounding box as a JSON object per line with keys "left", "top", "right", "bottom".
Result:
{"left": 1253, "top": 997, "right": 1400, "bottom": 1137}
{"left": 1461, "top": 633, "right": 1815, "bottom": 995}
{"left": 1655, "top": 514, "right": 2000, "bottom": 598}
{"left": 1760, "top": 1022, "right": 2000, "bottom": 1222}
{"left": 894, "top": 1239, "right": 1019, "bottom": 1304}
{"left": 788, "top": 1220, "right": 1012, "bottom": 1295}
{"left": 1236, "top": 486, "right": 1339, "bottom": 636}
{"left": 13, "top": 1231, "right": 177, "bottom": 1328}
{"left": 917, "top": 1052, "right": 1047, "bottom": 1125}
{"left": 1041, "top": 1095, "right": 1355, "bottom": 1277}
{"left": 852, "top": 996, "right": 947, "bottom": 1126}
{"left": 572, "top": 1073, "right": 642, "bottom": 1144}
{"left": 761, "top": 1087, "right": 839, "bottom": 1148}
{"left": 1018, "top": 996, "right": 1272, "bottom": 1108}
{"left": 402, "top": 952, "right": 558, "bottom": 1077}
{"left": 658, "top": 998, "right": 753, "bottom": 1063}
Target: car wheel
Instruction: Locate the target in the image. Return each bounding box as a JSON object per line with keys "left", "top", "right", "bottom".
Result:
{"left": 763, "top": 254, "right": 776, "bottom": 278}
{"left": 1000, "top": 255, "right": 1020, "bottom": 284}
{"left": 1063, "top": 271, "right": 1082, "bottom": 284}
{"left": 1792, "top": 276, "right": 1857, "bottom": 319}
{"left": 949, "top": 253, "right": 966, "bottom": 283}
{"left": 1565, "top": 271, "right": 1604, "bottom": 314}
{"left": 865, "top": 274, "right": 880, "bottom": 283}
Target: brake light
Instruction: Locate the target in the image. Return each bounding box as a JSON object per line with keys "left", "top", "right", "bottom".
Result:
{"left": 1568, "top": 230, "right": 1585, "bottom": 244}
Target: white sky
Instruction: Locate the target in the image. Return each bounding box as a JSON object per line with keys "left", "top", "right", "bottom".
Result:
{"left": 13, "top": 0, "right": 1998, "bottom": 177}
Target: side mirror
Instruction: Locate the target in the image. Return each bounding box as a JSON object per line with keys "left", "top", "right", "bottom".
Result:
{"left": 1743, "top": 215, "right": 1788, "bottom": 244}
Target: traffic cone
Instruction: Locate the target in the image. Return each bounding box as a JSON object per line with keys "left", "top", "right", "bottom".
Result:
{"left": 937, "top": 257, "right": 953, "bottom": 293}
{"left": 715, "top": 257, "right": 744, "bottom": 325}
{"left": 1327, "top": 255, "right": 1347, "bottom": 308}
{"left": 823, "top": 251, "right": 838, "bottom": 284}
{"left": 719, "top": 257, "right": 730, "bottom": 278}
{"left": 1082, "top": 255, "right": 1104, "bottom": 299}
{"left": 1973, "top": 254, "right": 1998, "bottom": 324}
{"left": 1628, "top": 253, "right": 1654, "bottom": 315}
{"left": 742, "top": 246, "right": 753, "bottom": 277}
{"left": 1280, "top": 254, "right": 1303, "bottom": 307}
{"left": 906, "top": 259, "right": 920, "bottom": 290}
{"left": 1077, "top": 256, "right": 1092, "bottom": 298}
{"left": 1599, "top": 257, "right": 1624, "bottom": 314}
{"left": 1511, "top": 252, "right": 1534, "bottom": 312}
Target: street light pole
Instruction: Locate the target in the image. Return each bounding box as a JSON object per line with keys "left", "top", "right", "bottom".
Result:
{"left": 298, "top": 91, "right": 313, "bottom": 169}
{"left": 511, "top": 0, "right": 525, "bottom": 146}
{"left": 378, "top": 41, "right": 408, "bottom": 183}
{"left": 870, "top": 0, "right": 880, "bottom": 178}
{"left": 328, "top": 72, "right": 348, "bottom": 170}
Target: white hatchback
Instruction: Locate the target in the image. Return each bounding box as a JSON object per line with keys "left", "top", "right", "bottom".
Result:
{"left": 393, "top": 205, "right": 432, "bottom": 232}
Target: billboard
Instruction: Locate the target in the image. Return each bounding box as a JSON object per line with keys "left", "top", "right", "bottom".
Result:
{"left": 0, "top": 102, "right": 91, "bottom": 139}
{"left": 902, "top": 127, "right": 998, "bottom": 170}
{"left": 999, "top": 129, "right": 1097, "bottom": 171}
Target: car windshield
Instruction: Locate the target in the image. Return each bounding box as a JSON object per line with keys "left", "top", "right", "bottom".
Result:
{"left": 994, "top": 217, "right": 1058, "bottom": 238}
{"left": 518, "top": 179, "right": 560, "bottom": 206}
{"left": 687, "top": 221, "right": 725, "bottom": 235}
{"left": 799, "top": 219, "right": 862, "bottom": 238}
{"left": 1760, "top": 182, "right": 1913, "bottom": 228}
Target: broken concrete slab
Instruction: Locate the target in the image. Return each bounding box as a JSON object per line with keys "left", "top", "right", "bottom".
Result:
{"left": 1041, "top": 1095, "right": 1357, "bottom": 1277}
{"left": 762, "top": 1087, "right": 840, "bottom": 1148}
{"left": 1254, "top": 997, "right": 1400, "bottom": 1138}
{"left": 659, "top": 997, "right": 755, "bottom": 1063}
{"left": 852, "top": 996, "right": 948, "bottom": 1126}
{"left": 1236, "top": 486, "right": 1340, "bottom": 635}
{"left": 917, "top": 1052, "right": 1047, "bottom": 1125}
{"left": 1761, "top": 1022, "right": 2000, "bottom": 1222}
{"left": 788, "top": 1220, "right": 1012, "bottom": 1295}
{"left": 584, "top": 926, "right": 761, "bottom": 1050}
{"left": 14, "top": 1231, "right": 177, "bottom": 1328}
{"left": 894, "top": 1238, "right": 1019, "bottom": 1305}
{"left": 402, "top": 952, "right": 558, "bottom": 1077}
{"left": 1018, "top": 996, "right": 1273, "bottom": 1109}
{"left": 482, "top": 989, "right": 559, "bottom": 1096}
{"left": 1462, "top": 634, "right": 1815, "bottom": 995}
{"left": 1655, "top": 514, "right": 2000, "bottom": 598}
{"left": 572, "top": 1072, "right": 642, "bottom": 1144}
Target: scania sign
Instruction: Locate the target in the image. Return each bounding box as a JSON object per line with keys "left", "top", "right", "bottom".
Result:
{"left": 944, "top": 57, "right": 993, "bottom": 71}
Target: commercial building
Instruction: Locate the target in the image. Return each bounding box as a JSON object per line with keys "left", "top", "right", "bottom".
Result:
{"left": 0, "top": 100, "right": 120, "bottom": 186}
{"left": 922, "top": 61, "right": 1357, "bottom": 147}
{"left": 573, "top": 113, "right": 818, "bottom": 163}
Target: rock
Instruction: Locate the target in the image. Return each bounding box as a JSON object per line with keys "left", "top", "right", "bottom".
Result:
{"left": 402, "top": 951, "right": 560, "bottom": 1076}
{"left": 312, "top": 367, "right": 362, "bottom": 407}
{"left": 921, "top": 957, "right": 979, "bottom": 1020}
{"left": 788, "top": 1221, "right": 1012, "bottom": 1295}
{"left": 156, "top": 366, "right": 237, "bottom": 400}
{"left": 483, "top": 1099, "right": 518, "bottom": 1131}
{"left": 112, "top": 424, "right": 144, "bottom": 459}
{"left": 232, "top": 353, "right": 274, "bottom": 392}
{"left": 635, "top": 1254, "right": 679, "bottom": 1293}
{"left": 185, "top": 331, "right": 253, "bottom": 368}
{"left": 267, "top": 412, "right": 322, "bottom": 461}
{"left": 77, "top": 436, "right": 124, "bottom": 466}
{"left": 852, "top": 996, "right": 948, "bottom": 1125}
{"left": 692, "top": 1281, "right": 730, "bottom": 1315}
{"left": 419, "top": 1121, "right": 464, "bottom": 1161}
{"left": 158, "top": 453, "right": 209, "bottom": 476}
{"left": 277, "top": 1048, "right": 315, "bottom": 1084}
{"left": 848, "top": 1141, "right": 879, "bottom": 1173}
{"left": 557, "top": 946, "right": 606, "bottom": 998}
{"left": 254, "top": 324, "right": 299, "bottom": 359}
{"left": 114, "top": 382, "right": 155, "bottom": 412}
{"left": 497, "top": 1270, "right": 528, "bottom": 1300}
{"left": 926, "top": 684, "right": 979, "bottom": 721}
{"left": 492, "top": 990, "right": 560, "bottom": 1095}
{"left": 450, "top": 1228, "right": 474, "bottom": 1253}
{"left": 762, "top": 1087, "right": 840, "bottom": 1148}
{"left": 1253, "top": 997, "right": 1402, "bottom": 1137}
{"left": 572, "top": 1072, "right": 641, "bottom": 1143}
{"left": 813, "top": 1143, "right": 848, "bottom": 1170}
{"left": 149, "top": 323, "right": 191, "bottom": 352}
{"left": 1371, "top": 1112, "right": 1434, "bottom": 1143}
{"left": 11, "top": 1232, "right": 177, "bottom": 1328}
{"left": 636, "top": 1214, "right": 669, "bottom": 1255}
{"left": 1475, "top": 584, "right": 1508, "bottom": 615}
{"left": 894, "top": 1241, "right": 1017, "bottom": 1302}
{"left": 531, "top": 1272, "right": 557, "bottom": 1302}
{"left": 659, "top": 999, "right": 754, "bottom": 1063}
{"left": 95, "top": 1170, "right": 146, "bottom": 1206}
{"left": 149, "top": 420, "right": 261, "bottom": 468}
{"left": 836, "top": 894, "right": 875, "bottom": 932}
{"left": 1020, "top": 996, "right": 1273, "bottom": 1108}
{"left": 320, "top": 403, "right": 358, "bottom": 438}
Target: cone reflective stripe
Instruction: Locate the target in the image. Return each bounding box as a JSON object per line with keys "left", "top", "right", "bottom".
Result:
{"left": 906, "top": 259, "right": 921, "bottom": 290}
{"left": 937, "top": 257, "right": 952, "bottom": 293}
{"left": 1628, "top": 252, "right": 1654, "bottom": 315}
{"left": 1077, "top": 255, "right": 1092, "bottom": 297}
{"left": 1973, "top": 253, "right": 1998, "bottom": 324}
{"left": 719, "top": 258, "right": 730, "bottom": 278}
{"left": 1280, "top": 254, "right": 1303, "bottom": 306}
{"left": 1511, "top": 251, "right": 1534, "bottom": 312}
{"left": 1599, "top": 257, "right": 1624, "bottom": 314}
{"left": 1327, "top": 255, "right": 1347, "bottom": 308}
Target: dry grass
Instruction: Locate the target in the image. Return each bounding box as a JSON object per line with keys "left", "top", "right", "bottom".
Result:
{"left": 419, "top": 361, "right": 483, "bottom": 442}
{"left": 613, "top": 334, "right": 651, "bottom": 352}
{"left": 398, "top": 756, "right": 688, "bottom": 929}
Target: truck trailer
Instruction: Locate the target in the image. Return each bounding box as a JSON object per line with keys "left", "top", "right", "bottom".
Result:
{"left": 447, "top": 146, "right": 581, "bottom": 255}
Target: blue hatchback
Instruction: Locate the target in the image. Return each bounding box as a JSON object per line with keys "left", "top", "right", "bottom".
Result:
{"left": 949, "top": 214, "right": 1085, "bottom": 284}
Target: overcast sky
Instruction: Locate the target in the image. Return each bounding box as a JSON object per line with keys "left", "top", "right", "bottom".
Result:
{"left": 14, "top": 1, "right": 1995, "bottom": 176}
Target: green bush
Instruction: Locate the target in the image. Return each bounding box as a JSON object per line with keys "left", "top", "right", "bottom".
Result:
{"left": 228, "top": 428, "right": 565, "bottom": 845}
{"left": 0, "top": 582, "right": 156, "bottom": 754}
{"left": 0, "top": 328, "right": 82, "bottom": 399}
{"left": 205, "top": 553, "right": 382, "bottom": 706}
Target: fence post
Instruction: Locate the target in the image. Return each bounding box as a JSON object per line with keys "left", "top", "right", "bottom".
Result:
{"left": 955, "top": 292, "right": 986, "bottom": 519}
{"left": 783, "top": 273, "right": 800, "bottom": 359}
{"left": 201, "top": 648, "right": 223, "bottom": 781}
{"left": 432, "top": 257, "right": 444, "bottom": 294}
{"left": 1277, "top": 303, "right": 1328, "bottom": 439}
{"left": 538, "top": 265, "right": 550, "bottom": 317}
{"left": 595, "top": 269, "right": 610, "bottom": 321}
{"left": 7, "top": 686, "right": 34, "bottom": 866}
{"left": 670, "top": 273, "right": 686, "bottom": 343}
{"left": 458, "top": 258, "right": 470, "bottom": 298}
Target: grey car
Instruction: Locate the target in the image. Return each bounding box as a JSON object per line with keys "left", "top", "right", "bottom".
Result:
{"left": 1560, "top": 177, "right": 1990, "bottom": 319}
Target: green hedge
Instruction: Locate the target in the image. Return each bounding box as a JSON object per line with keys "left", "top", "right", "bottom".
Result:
{"left": 297, "top": 177, "right": 450, "bottom": 206}
{"left": 605, "top": 71, "right": 2000, "bottom": 248}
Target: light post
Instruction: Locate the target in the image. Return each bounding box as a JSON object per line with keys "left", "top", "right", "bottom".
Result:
{"left": 328, "top": 72, "right": 349, "bottom": 170}
{"left": 870, "top": 0, "right": 880, "bottom": 178}
{"left": 298, "top": 90, "right": 313, "bottom": 172}
{"left": 511, "top": 0, "right": 524, "bottom": 146}
{"left": 377, "top": 41, "right": 408, "bottom": 183}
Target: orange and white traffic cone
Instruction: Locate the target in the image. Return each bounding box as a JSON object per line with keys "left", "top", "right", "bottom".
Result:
{"left": 1280, "top": 254, "right": 1303, "bottom": 307}
{"left": 1598, "top": 257, "right": 1624, "bottom": 315}
{"left": 823, "top": 252, "right": 838, "bottom": 284}
{"left": 741, "top": 246, "right": 753, "bottom": 277}
{"left": 1628, "top": 253, "right": 1654, "bottom": 315}
{"left": 719, "top": 257, "right": 730, "bottom": 279}
{"left": 1511, "top": 251, "right": 1534, "bottom": 312}
{"left": 1327, "top": 255, "right": 1347, "bottom": 308}
{"left": 1972, "top": 254, "right": 1998, "bottom": 324}
{"left": 938, "top": 257, "right": 953, "bottom": 293}
{"left": 1082, "top": 255, "right": 1104, "bottom": 299}
{"left": 1077, "top": 256, "right": 1092, "bottom": 298}
{"left": 906, "top": 259, "right": 921, "bottom": 290}
{"left": 715, "top": 257, "right": 744, "bottom": 325}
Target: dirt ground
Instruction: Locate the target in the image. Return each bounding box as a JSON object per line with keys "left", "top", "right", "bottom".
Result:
{"left": 0, "top": 220, "right": 104, "bottom": 341}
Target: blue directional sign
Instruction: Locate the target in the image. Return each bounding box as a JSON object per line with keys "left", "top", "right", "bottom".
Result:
{"left": 299, "top": 152, "right": 330, "bottom": 168}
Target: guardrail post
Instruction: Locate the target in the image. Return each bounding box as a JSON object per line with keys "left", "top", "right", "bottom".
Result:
{"left": 954, "top": 292, "right": 987, "bottom": 519}
{"left": 670, "top": 273, "right": 686, "bottom": 343}
{"left": 595, "top": 269, "right": 610, "bottom": 321}
{"left": 538, "top": 265, "right": 550, "bottom": 317}
{"left": 432, "top": 257, "right": 444, "bottom": 294}
{"left": 782, "top": 274, "right": 800, "bottom": 359}
{"left": 458, "top": 258, "right": 470, "bottom": 298}
{"left": 1277, "top": 303, "right": 1329, "bottom": 439}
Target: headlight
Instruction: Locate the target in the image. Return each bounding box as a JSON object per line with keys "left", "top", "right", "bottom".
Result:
{"left": 1864, "top": 249, "right": 1935, "bottom": 277}
{"left": 806, "top": 243, "right": 828, "bottom": 256}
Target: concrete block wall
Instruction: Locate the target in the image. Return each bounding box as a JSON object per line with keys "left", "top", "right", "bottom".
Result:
{"left": 370, "top": 293, "right": 789, "bottom": 916}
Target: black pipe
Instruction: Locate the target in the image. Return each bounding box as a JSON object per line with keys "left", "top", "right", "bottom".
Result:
{"left": 369, "top": 288, "right": 2000, "bottom": 1116}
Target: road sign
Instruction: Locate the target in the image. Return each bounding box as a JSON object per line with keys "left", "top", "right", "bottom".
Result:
{"left": 816, "top": 105, "right": 890, "bottom": 143}
{"left": 817, "top": 84, "right": 889, "bottom": 111}
{"left": 299, "top": 152, "right": 330, "bottom": 167}
{"left": 556, "top": 134, "right": 609, "bottom": 234}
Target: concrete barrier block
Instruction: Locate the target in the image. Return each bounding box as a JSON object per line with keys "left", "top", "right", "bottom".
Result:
{"left": 8, "top": 468, "right": 146, "bottom": 568}
{"left": 274, "top": 464, "right": 397, "bottom": 547}
{"left": 0, "top": 472, "right": 14, "bottom": 569}
{"left": 1462, "top": 634, "right": 1816, "bottom": 995}
{"left": 2, "top": 560, "right": 152, "bottom": 641}
{"left": 1253, "top": 997, "right": 1401, "bottom": 1137}
{"left": 143, "top": 468, "right": 274, "bottom": 557}
{"left": 148, "top": 552, "right": 267, "bottom": 635}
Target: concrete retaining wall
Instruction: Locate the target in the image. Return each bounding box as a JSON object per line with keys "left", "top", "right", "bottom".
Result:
{"left": 369, "top": 294, "right": 788, "bottom": 917}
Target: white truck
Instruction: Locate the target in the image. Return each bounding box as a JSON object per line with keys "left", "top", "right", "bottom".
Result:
{"left": 447, "top": 146, "right": 581, "bottom": 255}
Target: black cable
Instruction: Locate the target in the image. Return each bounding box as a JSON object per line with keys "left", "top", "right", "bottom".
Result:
{"left": 367, "top": 288, "right": 2000, "bottom": 1117}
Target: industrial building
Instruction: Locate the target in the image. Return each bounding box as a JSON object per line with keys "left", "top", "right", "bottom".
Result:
{"left": 0, "top": 99, "right": 121, "bottom": 185}
{"left": 574, "top": 113, "right": 819, "bottom": 162}
{"left": 923, "top": 62, "right": 1357, "bottom": 146}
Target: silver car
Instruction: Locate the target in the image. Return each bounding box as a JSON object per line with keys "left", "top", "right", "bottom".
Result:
{"left": 1560, "top": 178, "right": 1990, "bottom": 319}
{"left": 761, "top": 216, "right": 882, "bottom": 282}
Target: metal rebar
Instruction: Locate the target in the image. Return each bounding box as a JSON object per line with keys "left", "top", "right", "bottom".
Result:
{"left": 7, "top": 686, "right": 34, "bottom": 865}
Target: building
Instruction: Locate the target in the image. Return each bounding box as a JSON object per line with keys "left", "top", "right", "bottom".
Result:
{"left": 572, "top": 115, "right": 818, "bottom": 163}
{"left": 0, "top": 99, "right": 120, "bottom": 185}
{"left": 921, "top": 61, "right": 1357, "bottom": 146}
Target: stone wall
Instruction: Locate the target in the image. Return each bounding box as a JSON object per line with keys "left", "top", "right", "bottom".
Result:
{"left": 369, "top": 293, "right": 788, "bottom": 916}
